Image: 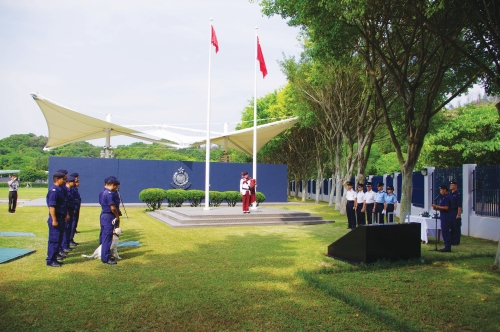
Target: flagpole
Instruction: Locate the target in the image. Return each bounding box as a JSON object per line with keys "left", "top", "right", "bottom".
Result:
{"left": 204, "top": 18, "right": 213, "bottom": 210}
{"left": 252, "top": 26, "right": 258, "bottom": 210}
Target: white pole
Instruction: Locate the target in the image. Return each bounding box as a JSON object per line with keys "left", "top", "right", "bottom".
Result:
{"left": 204, "top": 18, "right": 213, "bottom": 210}
{"left": 105, "top": 114, "right": 111, "bottom": 159}
{"left": 252, "top": 27, "right": 258, "bottom": 209}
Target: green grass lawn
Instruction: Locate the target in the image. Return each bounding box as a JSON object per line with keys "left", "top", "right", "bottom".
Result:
{"left": 0, "top": 202, "right": 499, "bottom": 331}
{"left": 0, "top": 187, "right": 47, "bottom": 200}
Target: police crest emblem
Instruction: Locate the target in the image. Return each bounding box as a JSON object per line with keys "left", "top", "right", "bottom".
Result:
{"left": 171, "top": 167, "right": 191, "bottom": 189}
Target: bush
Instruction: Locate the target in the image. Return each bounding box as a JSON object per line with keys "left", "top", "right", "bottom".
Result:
{"left": 225, "top": 191, "right": 241, "bottom": 207}
{"left": 256, "top": 192, "right": 266, "bottom": 206}
{"left": 186, "top": 190, "right": 205, "bottom": 207}
{"left": 139, "top": 188, "right": 167, "bottom": 211}
{"left": 21, "top": 182, "right": 48, "bottom": 188}
{"left": 18, "top": 166, "right": 47, "bottom": 182}
{"left": 209, "top": 191, "right": 225, "bottom": 207}
{"left": 165, "top": 189, "right": 188, "bottom": 207}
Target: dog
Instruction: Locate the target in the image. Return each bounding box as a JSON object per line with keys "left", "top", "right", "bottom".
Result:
{"left": 82, "top": 228, "right": 122, "bottom": 260}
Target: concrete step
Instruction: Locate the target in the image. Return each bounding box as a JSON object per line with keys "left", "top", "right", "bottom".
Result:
{"left": 147, "top": 207, "right": 334, "bottom": 228}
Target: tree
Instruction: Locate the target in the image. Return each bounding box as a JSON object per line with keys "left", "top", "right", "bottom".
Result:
{"left": 260, "top": 0, "right": 479, "bottom": 220}
{"left": 419, "top": 102, "right": 500, "bottom": 167}
{"left": 19, "top": 166, "right": 46, "bottom": 182}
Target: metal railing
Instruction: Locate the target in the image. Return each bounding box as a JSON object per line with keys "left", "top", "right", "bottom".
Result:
{"left": 474, "top": 165, "right": 500, "bottom": 218}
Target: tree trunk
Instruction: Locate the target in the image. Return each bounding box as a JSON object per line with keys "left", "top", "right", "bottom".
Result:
{"left": 399, "top": 165, "right": 414, "bottom": 223}
{"left": 328, "top": 173, "right": 335, "bottom": 207}
{"left": 301, "top": 179, "right": 307, "bottom": 202}
{"left": 315, "top": 168, "right": 323, "bottom": 204}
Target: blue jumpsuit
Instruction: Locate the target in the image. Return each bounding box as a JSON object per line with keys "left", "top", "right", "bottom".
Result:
{"left": 70, "top": 186, "right": 81, "bottom": 244}
{"left": 62, "top": 186, "right": 76, "bottom": 250}
{"left": 439, "top": 194, "right": 452, "bottom": 251}
{"left": 99, "top": 189, "right": 117, "bottom": 263}
{"left": 449, "top": 190, "right": 462, "bottom": 245}
{"left": 46, "top": 185, "right": 67, "bottom": 265}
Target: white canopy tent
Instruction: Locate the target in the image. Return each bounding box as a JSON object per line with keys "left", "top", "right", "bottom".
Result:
{"left": 189, "top": 117, "right": 298, "bottom": 155}
{"left": 30, "top": 93, "right": 177, "bottom": 154}
{"left": 30, "top": 93, "right": 298, "bottom": 157}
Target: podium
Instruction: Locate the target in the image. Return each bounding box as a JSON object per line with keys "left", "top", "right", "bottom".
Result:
{"left": 328, "top": 223, "right": 421, "bottom": 264}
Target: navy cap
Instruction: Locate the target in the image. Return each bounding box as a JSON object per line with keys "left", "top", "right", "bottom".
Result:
{"left": 387, "top": 186, "right": 394, "bottom": 190}
{"left": 377, "top": 182, "right": 384, "bottom": 187}
{"left": 104, "top": 176, "right": 117, "bottom": 184}
{"left": 53, "top": 172, "right": 65, "bottom": 179}
{"left": 357, "top": 183, "right": 364, "bottom": 188}
{"left": 450, "top": 181, "right": 457, "bottom": 185}
{"left": 108, "top": 178, "right": 120, "bottom": 185}
{"left": 70, "top": 173, "right": 79, "bottom": 177}
{"left": 57, "top": 169, "right": 68, "bottom": 175}
{"left": 347, "top": 181, "right": 353, "bottom": 186}
{"left": 366, "top": 182, "right": 372, "bottom": 186}
{"left": 440, "top": 184, "right": 449, "bottom": 190}
{"left": 66, "top": 175, "right": 75, "bottom": 182}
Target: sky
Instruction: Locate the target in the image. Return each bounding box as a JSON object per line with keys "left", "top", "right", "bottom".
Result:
{"left": 0, "top": 0, "right": 485, "bottom": 147}
{"left": 0, "top": 0, "right": 302, "bottom": 146}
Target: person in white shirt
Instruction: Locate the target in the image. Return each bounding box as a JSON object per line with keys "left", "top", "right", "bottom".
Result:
{"left": 240, "top": 172, "right": 251, "bottom": 213}
{"left": 354, "top": 183, "right": 366, "bottom": 226}
{"left": 345, "top": 181, "right": 356, "bottom": 229}
{"left": 8, "top": 175, "right": 19, "bottom": 213}
{"left": 363, "top": 182, "right": 376, "bottom": 224}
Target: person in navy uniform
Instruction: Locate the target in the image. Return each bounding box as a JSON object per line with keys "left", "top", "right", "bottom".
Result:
{"left": 432, "top": 185, "right": 452, "bottom": 252}
{"left": 373, "top": 183, "right": 386, "bottom": 224}
{"left": 363, "top": 182, "right": 376, "bottom": 224}
{"left": 449, "top": 181, "right": 462, "bottom": 245}
{"left": 69, "top": 173, "right": 81, "bottom": 246}
{"left": 345, "top": 182, "right": 356, "bottom": 229}
{"left": 99, "top": 177, "right": 121, "bottom": 265}
{"left": 46, "top": 172, "right": 67, "bottom": 267}
{"left": 384, "top": 186, "right": 398, "bottom": 223}
{"left": 354, "top": 183, "right": 366, "bottom": 226}
{"left": 61, "top": 175, "right": 76, "bottom": 254}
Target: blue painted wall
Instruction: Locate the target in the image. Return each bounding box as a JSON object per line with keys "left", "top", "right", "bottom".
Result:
{"left": 48, "top": 157, "right": 288, "bottom": 203}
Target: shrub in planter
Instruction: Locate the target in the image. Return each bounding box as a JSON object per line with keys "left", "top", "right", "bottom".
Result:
{"left": 209, "top": 191, "right": 225, "bottom": 207}
{"left": 256, "top": 192, "right": 266, "bottom": 206}
{"left": 224, "top": 191, "right": 241, "bottom": 207}
{"left": 165, "top": 189, "right": 188, "bottom": 207}
{"left": 187, "top": 189, "right": 205, "bottom": 207}
{"left": 139, "top": 188, "right": 167, "bottom": 211}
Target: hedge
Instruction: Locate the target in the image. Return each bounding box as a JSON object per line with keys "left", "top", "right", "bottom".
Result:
{"left": 255, "top": 192, "right": 266, "bottom": 206}
{"left": 139, "top": 188, "right": 167, "bottom": 211}
{"left": 224, "top": 191, "right": 241, "bottom": 207}
{"left": 187, "top": 190, "right": 205, "bottom": 207}
{"left": 165, "top": 189, "right": 188, "bottom": 207}
{"left": 209, "top": 191, "right": 225, "bottom": 207}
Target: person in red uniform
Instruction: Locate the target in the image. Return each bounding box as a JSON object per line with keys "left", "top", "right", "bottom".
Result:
{"left": 240, "top": 172, "right": 251, "bottom": 213}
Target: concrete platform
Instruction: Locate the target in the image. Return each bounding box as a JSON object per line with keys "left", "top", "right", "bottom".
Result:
{"left": 148, "top": 207, "right": 334, "bottom": 228}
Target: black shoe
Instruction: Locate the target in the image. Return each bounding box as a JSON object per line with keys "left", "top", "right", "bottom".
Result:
{"left": 63, "top": 248, "right": 73, "bottom": 253}
{"left": 58, "top": 252, "right": 68, "bottom": 257}
{"left": 57, "top": 255, "right": 65, "bottom": 260}
{"left": 70, "top": 242, "right": 79, "bottom": 246}
{"left": 104, "top": 259, "right": 117, "bottom": 265}
{"left": 47, "top": 262, "right": 62, "bottom": 267}
{"left": 75, "top": 230, "right": 79, "bottom": 233}
{"left": 438, "top": 248, "right": 451, "bottom": 253}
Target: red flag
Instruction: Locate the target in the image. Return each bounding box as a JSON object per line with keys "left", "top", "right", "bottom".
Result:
{"left": 211, "top": 25, "right": 219, "bottom": 53}
{"left": 256, "top": 37, "right": 267, "bottom": 78}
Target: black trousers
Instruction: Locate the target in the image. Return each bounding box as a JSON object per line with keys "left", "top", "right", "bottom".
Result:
{"left": 386, "top": 204, "right": 395, "bottom": 223}
{"left": 356, "top": 204, "right": 366, "bottom": 226}
{"left": 366, "top": 203, "right": 374, "bottom": 224}
{"left": 375, "top": 203, "right": 385, "bottom": 224}
{"left": 346, "top": 201, "right": 356, "bottom": 229}
{"left": 8, "top": 191, "right": 18, "bottom": 212}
